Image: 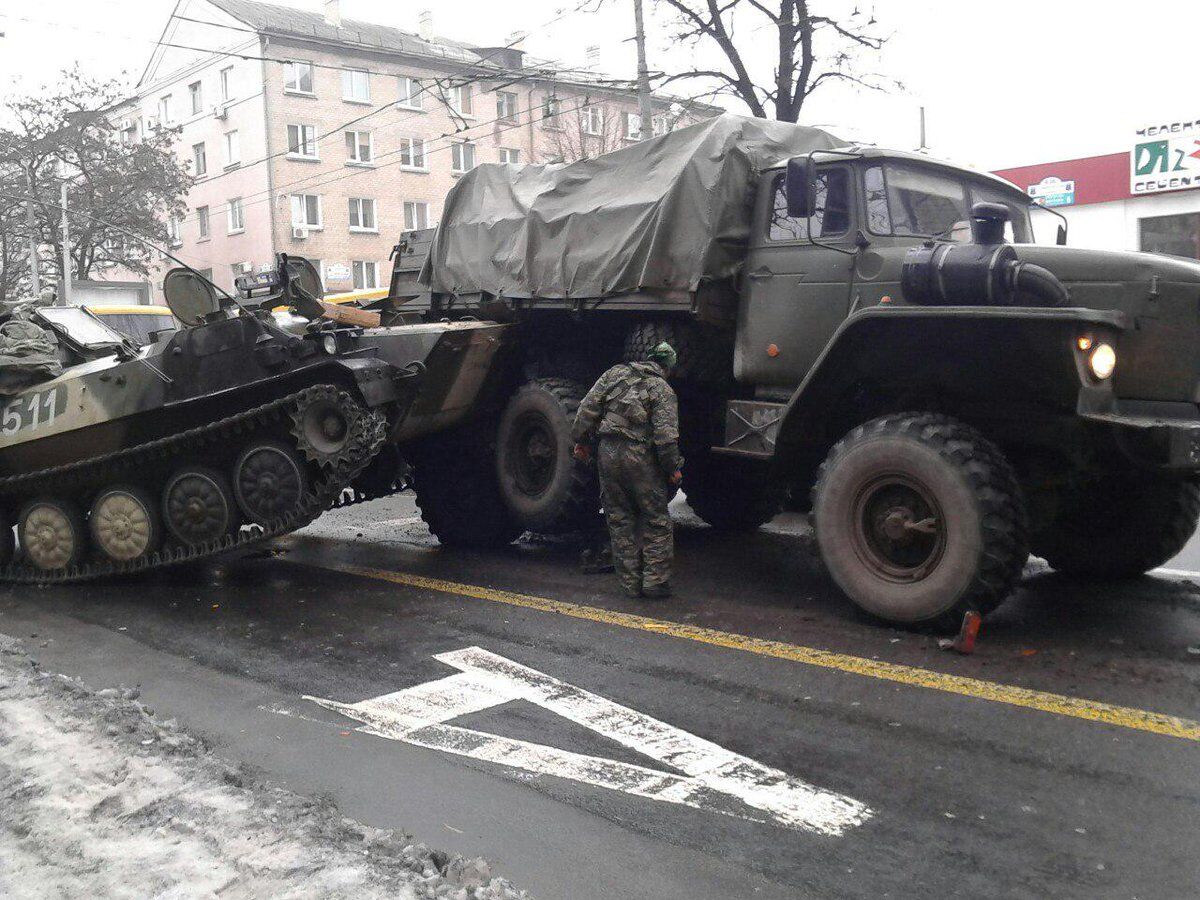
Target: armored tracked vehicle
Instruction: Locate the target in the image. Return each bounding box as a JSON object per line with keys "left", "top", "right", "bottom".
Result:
{"left": 0, "top": 255, "right": 506, "bottom": 583}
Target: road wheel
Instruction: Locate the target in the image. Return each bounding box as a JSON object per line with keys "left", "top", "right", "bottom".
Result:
{"left": 408, "top": 416, "right": 522, "bottom": 549}
{"left": 0, "top": 510, "right": 14, "bottom": 567}
{"left": 495, "top": 378, "right": 597, "bottom": 533}
{"left": 1032, "top": 473, "right": 1200, "bottom": 579}
{"left": 90, "top": 485, "right": 163, "bottom": 563}
{"left": 18, "top": 498, "right": 87, "bottom": 572}
{"left": 684, "top": 452, "right": 782, "bottom": 531}
{"left": 163, "top": 467, "right": 240, "bottom": 547}
{"left": 812, "top": 413, "right": 1028, "bottom": 629}
{"left": 233, "top": 441, "right": 310, "bottom": 525}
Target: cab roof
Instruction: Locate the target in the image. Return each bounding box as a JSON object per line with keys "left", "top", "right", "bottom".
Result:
{"left": 771, "top": 145, "right": 1030, "bottom": 204}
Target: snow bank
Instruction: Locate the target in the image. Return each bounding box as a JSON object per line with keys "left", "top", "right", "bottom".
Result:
{"left": 0, "top": 633, "right": 528, "bottom": 899}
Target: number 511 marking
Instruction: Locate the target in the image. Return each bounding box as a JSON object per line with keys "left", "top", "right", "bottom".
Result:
{"left": 1, "top": 386, "right": 66, "bottom": 437}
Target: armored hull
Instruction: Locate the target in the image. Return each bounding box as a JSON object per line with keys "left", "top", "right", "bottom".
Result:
{"left": 0, "top": 262, "right": 507, "bottom": 583}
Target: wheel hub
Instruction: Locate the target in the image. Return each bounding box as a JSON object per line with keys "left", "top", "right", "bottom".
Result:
{"left": 92, "top": 492, "right": 154, "bottom": 561}
{"left": 23, "top": 505, "right": 78, "bottom": 571}
{"left": 852, "top": 476, "right": 946, "bottom": 582}
{"left": 511, "top": 413, "right": 557, "bottom": 496}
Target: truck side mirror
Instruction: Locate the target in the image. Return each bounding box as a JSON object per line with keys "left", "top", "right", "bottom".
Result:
{"left": 785, "top": 157, "right": 816, "bottom": 219}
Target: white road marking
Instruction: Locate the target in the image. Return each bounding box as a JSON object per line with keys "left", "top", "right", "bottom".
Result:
{"left": 305, "top": 646, "right": 872, "bottom": 836}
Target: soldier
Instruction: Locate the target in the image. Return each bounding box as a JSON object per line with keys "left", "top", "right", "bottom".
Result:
{"left": 572, "top": 342, "right": 683, "bottom": 599}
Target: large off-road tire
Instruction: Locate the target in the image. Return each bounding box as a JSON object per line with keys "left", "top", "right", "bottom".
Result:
{"left": 408, "top": 417, "right": 523, "bottom": 549}
{"left": 495, "top": 378, "right": 597, "bottom": 533}
{"left": 624, "top": 320, "right": 732, "bottom": 386}
{"left": 684, "top": 452, "right": 782, "bottom": 531}
{"left": 812, "top": 413, "right": 1028, "bottom": 630}
{"left": 1032, "top": 473, "right": 1200, "bottom": 579}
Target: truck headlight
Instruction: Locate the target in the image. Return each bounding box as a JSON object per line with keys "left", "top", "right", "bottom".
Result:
{"left": 1089, "top": 343, "right": 1116, "bottom": 380}
{"left": 321, "top": 334, "right": 338, "bottom": 355}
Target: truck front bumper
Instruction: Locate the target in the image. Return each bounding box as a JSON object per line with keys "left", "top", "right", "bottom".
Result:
{"left": 1079, "top": 397, "right": 1200, "bottom": 470}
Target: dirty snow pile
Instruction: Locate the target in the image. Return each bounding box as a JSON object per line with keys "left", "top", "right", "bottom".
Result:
{"left": 0, "top": 634, "right": 528, "bottom": 900}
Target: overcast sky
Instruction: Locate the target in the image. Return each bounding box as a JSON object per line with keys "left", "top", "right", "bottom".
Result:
{"left": 1, "top": 0, "right": 1195, "bottom": 171}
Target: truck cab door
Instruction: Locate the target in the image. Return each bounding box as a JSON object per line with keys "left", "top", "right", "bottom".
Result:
{"left": 734, "top": 165, "right": 856, "bottom": 388}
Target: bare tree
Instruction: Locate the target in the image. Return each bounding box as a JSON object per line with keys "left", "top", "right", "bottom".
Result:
{"left": 652, "top": 0, "right": 895, "bottom": 122}
{"left": 542, "top": 100, "right": 628, "bottom": 163}
{"left": 2, "top": 68, "right": 192, "bottom": 289}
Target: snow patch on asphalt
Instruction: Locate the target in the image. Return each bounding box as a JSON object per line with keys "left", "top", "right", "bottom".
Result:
{"left": 0, "top": 633, "right": 528, "bottom": 900}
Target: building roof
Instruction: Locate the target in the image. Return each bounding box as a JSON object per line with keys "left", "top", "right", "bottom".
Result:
{"left": 207, "top": 0, "right": 485, "bottom": 64}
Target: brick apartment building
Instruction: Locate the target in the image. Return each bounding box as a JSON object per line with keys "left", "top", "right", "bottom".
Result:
{"left": 115, "top": 0, "right": 711, "bottom": 298}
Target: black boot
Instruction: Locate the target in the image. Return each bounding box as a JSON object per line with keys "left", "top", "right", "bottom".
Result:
{"left": 641, "top": 582, "right": 672, "bottom": 599}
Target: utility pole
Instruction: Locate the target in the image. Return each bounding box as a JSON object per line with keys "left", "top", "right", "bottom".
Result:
{"left": 632, "top": 0, "right": 653, "bottom": 140}
{"left": 25, "top": 169, "right": 40, "bottom": 296}
{"left": 59, "top": 167, "right": 72, "bottom": 306}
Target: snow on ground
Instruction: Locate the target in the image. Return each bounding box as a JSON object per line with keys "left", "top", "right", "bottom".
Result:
{"left": 0, "top": 633, "right": 528, "bottom": 900}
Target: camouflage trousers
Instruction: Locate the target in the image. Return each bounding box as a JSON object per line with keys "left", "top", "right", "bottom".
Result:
{"left": 598, "top": 438, "right": 673, "bottom": 595}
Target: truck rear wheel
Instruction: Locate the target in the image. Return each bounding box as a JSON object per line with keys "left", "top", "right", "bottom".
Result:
{"left": 1032, "top": 473, "right": 1200, "bottom": 579}
{"left": 684, "top": 453, "right": 782, "bottom": 531}
{"left": 495, "top": 378, "right": 597, "bottom": 533}
{"left": 624, "top": 320, "right": 731, "bottom": 387}
{"left": 408, "top": 417, "right": 523, "bottom": 549}
{"left": 812, "top": 413, "right": 1028, "bottom": 629}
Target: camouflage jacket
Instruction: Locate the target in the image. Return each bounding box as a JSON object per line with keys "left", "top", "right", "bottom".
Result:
{"left": 572, "top": 362, "right": 683, "bottom": 474}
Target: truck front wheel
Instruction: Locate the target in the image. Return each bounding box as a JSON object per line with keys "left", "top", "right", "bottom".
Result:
{"left": 1032, "top": 473, "right": 1200, "bottom": 579}
{"left": 812, "top": 413, "right": 1029, "bottom": 629}
{"left": 684, "top": 452, "right": 782, "bottom": 531}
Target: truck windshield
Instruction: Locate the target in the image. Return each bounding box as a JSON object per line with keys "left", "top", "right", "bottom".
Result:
{"left": 864, "top": 163, "right": 1033, "bottom": 243}
{"left": 36, "top": 307, "right": 126, "bottom": 350}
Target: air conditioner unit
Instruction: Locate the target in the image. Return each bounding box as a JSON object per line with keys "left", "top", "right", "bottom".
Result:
{"left": 119, "top": 118, "right": 134, "bottom": 131}
{"left": 291, "top": 226, "right": 308, "bottom": 240}
{"left": 213, "top": 103, "right": 228, "bottom": 120}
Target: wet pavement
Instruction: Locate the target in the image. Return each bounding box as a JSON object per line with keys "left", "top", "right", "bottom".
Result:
{"left": 2, "top": 494, "right": 1198, "bottom": 899}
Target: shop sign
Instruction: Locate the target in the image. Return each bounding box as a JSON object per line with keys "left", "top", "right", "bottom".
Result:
{"left": 324, "top": 263, "right": 352, "bottom": 282}
{"left": 1131, "top": 119, "right": 1200, "bottom": 194}
{"left": 1027, "top": 176, "right": 1075, "bottom": 207}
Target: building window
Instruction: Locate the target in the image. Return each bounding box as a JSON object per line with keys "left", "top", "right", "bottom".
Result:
{"left": 1140, "top": 213, "right": 1200, "bottom": 260}
{"left": 227, "top": 197, "right": 244, "bottom": 233}
{"left": 348, "top": 197, "right": 377, "bottom": 232}
{"left": 197, "top": 206, "right": 210, "bottom": 239}
{"left": 583, "top": 104, "right": 603, "bottom": 136}
{"left": 451, "top": 141, "right": 476, "bottom": 174}
{"left": 399, "top": 137, "right": 426, "bottom": 170}
{"left": 287, "top": 123, "right": 319, "bottom": 159}
{"left": 652, "top": 114, "right": 668, "bottom": 136}
{"left": 158, "top": 94, "right": 173, "bottom": 126}
{"left": 625, "top": 112, "right": 642, "bottom": 141}
{"left": 403, "top": 201, "right": 430, "bottom": 230}
{"left": 542, "top": 95, "right": 561, "bottom": 127}
{"left": 352, "top": 260, "right": 379, "bottom": 290}
{"left": 119, "top": 121, "right": 139, "bottom": 146}
{"left": 220, "top": 66, "right": 233, "bottom": 101}
{"left": 498, "top": 147, "right": 520, "bottom": 165}
{"left": 284, "top": 61, "right": 314, "bottom": 94}
{"left": 192, "top": 142, "right": 207, "bottom": 176}
{"left": 495, "top": 91, "right": 518, "bottom": 122}
{"left": 224, "top": 130, "right": 240, "bottom": 167}
{"left": 397, "top": 76, "right": 423, "bottom": 110}
{"left": 449, "top": 84, "right": 473, "bottom": 116}
{"left": 342, "top": 68, "right": 370, "bottom": 103}
{"left": 167, "top": 216, "right": 182, "bottom": 247}
{"left": 189, "top": 81, "right": 203, "bottom": 116}
{"left": 345, "top": 130, "right": 373, "bottom": 164}
{"left": 290, "top": 193, "right": 322, "bottom": 229}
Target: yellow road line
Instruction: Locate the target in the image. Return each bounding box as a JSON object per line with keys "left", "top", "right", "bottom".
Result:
{"left": 314, "top": 562, "right": 1200, "bottom": 743}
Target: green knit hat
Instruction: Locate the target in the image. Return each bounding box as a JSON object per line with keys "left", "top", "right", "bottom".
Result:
{"left": 648, "top": 341, "right": 677, "bottom": 370}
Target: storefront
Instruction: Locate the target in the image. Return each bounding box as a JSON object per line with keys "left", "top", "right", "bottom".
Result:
{"left": 993, "top": 117, "right": 1200, "bottom": 259}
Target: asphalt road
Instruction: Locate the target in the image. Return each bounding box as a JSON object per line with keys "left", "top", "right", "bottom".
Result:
{"left": 2, "top": 495, "right": 1199, "bottom": 899}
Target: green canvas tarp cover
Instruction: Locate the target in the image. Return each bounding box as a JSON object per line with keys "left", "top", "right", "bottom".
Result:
{"left": 0, "top": 297, "right": 62, "bottom": 396}
{"left": 420, "top": 113, "right": 840, "bottom": 299}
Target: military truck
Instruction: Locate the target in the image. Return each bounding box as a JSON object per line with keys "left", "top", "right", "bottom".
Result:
{"left": 379, "top": 114, "right": 1200, "bottom": 629}
{"left": 0, "top": 254, "right": 506, "bottom": 583}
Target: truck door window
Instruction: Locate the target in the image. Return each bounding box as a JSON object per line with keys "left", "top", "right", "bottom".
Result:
{"left": 865, "top": 164, "right": 968, "bottom": 239}
{"left": 768, "top": 168, "right": 850, "bottom": 242}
